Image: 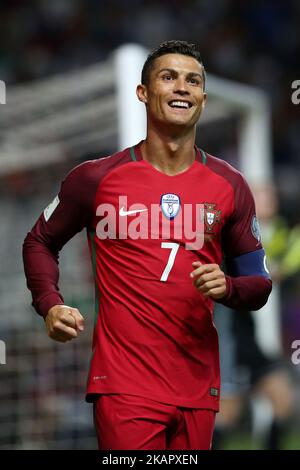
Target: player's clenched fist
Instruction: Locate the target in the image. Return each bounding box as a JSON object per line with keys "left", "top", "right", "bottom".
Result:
{"left": 190, "top": 262, "right": 227, "bottom": 300}
{"left": 45, "top": 305, "right": 85, "bottom": 342}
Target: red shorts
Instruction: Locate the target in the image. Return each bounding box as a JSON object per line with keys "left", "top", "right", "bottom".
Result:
{"left": 93, "top": 394, "right": 216, "bottom": 450}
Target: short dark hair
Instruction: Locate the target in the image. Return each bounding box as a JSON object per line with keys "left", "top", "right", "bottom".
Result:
{"left": 141, "top": 40, "right": 206, "bottom": 90}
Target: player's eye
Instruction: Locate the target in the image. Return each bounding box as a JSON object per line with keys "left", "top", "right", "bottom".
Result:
{"left": 188, "top": 77, "right": 200, "bottom": 85}
{"left": 162, "top": 74, "right": 173, "bottom": 81}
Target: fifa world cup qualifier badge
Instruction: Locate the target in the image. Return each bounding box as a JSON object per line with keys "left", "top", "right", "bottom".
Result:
{"left": 251, "top": 215, "right": 261, "bottom": 243}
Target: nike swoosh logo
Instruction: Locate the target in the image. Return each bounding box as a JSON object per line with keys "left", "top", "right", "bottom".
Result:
{"left": 119, "top": 207, "right": 148, "bottom": 216}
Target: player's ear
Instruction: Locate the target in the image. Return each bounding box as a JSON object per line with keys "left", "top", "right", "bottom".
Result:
{"left": 136, "top": 84, "right": 148, "bottom": 104}
{"left": 202, "top": 92, "right": 207, "bottom": 109}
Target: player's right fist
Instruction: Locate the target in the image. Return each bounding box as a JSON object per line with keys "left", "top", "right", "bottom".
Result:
{"left": 45, "top": 305, "right": 85, "bottom": 343}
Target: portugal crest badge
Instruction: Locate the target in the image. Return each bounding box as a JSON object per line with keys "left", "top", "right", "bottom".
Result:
{"left": 202, "top": 203, "right": 222, "bottom": 233}
{"left": 160, "top": 193, "right": 181, "bottom": 220}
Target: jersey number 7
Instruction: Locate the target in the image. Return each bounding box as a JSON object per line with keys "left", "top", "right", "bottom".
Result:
{"left": 160, "top": 242, "right": 180, "bottom": 282}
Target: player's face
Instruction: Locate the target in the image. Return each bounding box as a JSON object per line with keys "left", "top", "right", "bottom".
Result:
{"left": 137, "top": 53, "right": 207, "bottom": 130}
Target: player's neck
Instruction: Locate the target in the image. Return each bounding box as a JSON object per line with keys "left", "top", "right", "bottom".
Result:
{"left": 141, "top": 129, "right": 196, "bottom": 176}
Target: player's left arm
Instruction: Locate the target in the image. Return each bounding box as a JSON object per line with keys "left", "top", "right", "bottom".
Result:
{"left": 191, "top": 174, "right": 272, "bottom": 311}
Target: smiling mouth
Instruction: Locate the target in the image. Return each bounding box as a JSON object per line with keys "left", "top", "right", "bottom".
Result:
{"left": 168, "top": 100, "right": 192, "bottom": 109}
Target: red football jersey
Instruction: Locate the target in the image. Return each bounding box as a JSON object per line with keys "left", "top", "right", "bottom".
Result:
{"left": 23, "top": 142, "right": 268, "bottom": 411}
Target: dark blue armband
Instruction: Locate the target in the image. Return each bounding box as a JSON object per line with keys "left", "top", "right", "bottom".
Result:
{"left": 227, "top": 248, "right": 271, "bottom": 279}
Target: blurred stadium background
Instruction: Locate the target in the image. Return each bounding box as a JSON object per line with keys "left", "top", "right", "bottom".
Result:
{"left": 0, "top": 0, "right": 300, "bottom": 449}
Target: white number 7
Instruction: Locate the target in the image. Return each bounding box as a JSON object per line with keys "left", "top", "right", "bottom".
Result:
{"left": 160, "top": 242, "right": 180, "bottom": 282}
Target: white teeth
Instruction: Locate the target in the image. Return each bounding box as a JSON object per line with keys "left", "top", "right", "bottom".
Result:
{"left": 169, "top": 101, "right": 190, "bottom": 108}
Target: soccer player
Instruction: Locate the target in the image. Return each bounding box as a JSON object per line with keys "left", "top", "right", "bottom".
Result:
{"left": 23, "top": 40, "right": 272, "bottom": 450}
